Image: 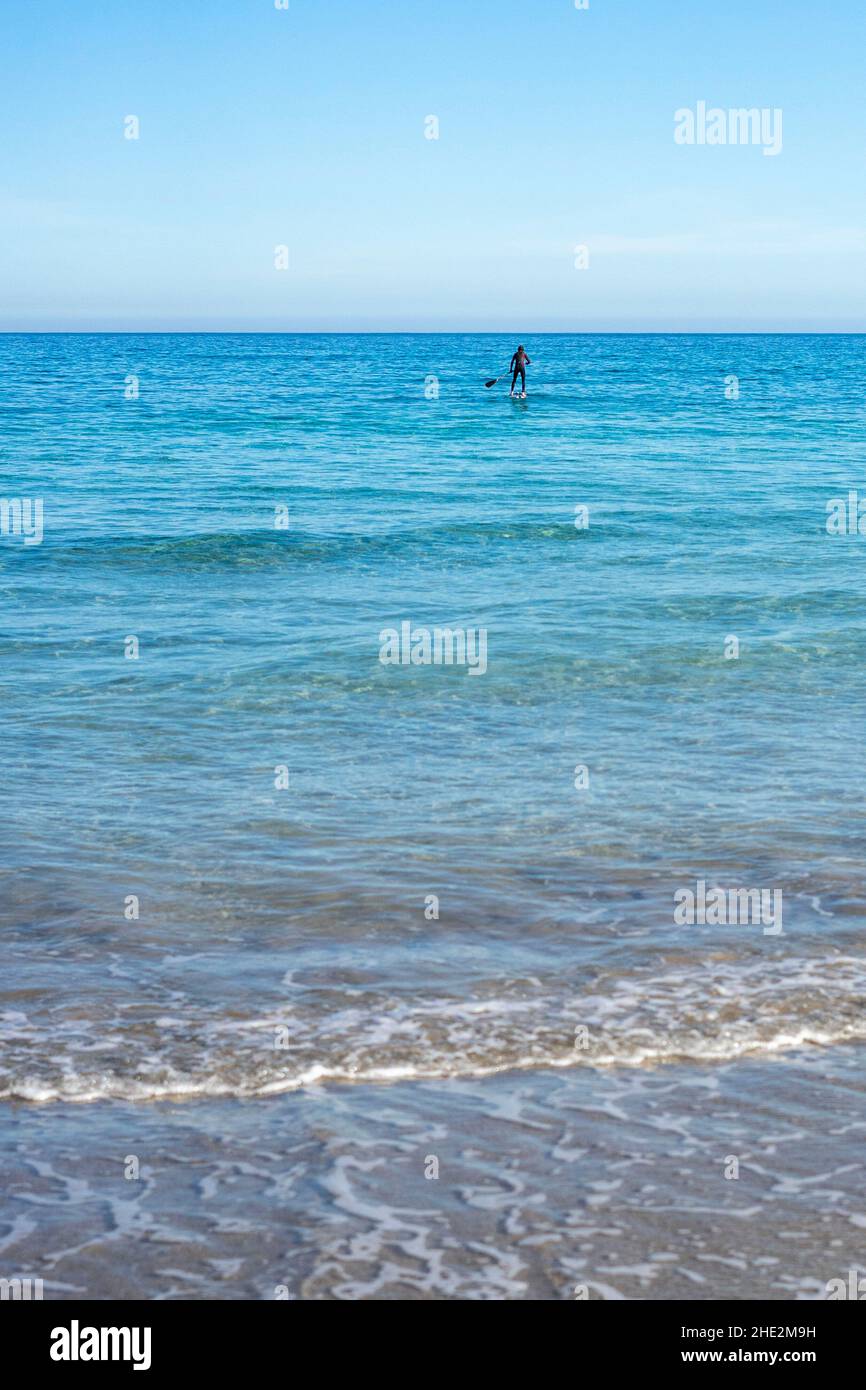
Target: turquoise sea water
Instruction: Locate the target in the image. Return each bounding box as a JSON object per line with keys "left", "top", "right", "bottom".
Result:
{"left": 2, "top": 333, "right": 866, "bottom": 1298}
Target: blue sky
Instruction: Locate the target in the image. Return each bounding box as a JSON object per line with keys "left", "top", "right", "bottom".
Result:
{"left": 1, "top": 0, "right": 864, "bottom": 330}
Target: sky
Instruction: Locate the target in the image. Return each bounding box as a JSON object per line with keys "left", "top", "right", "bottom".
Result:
{"left": 1, "top": 0, "right": 864, "bottom": 331}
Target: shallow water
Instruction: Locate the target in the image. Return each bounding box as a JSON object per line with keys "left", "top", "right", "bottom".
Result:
{"left": 1, "top": 333, "right": 865, "bottom": 1297}
{"left": 3, "top": 1047, "right": 866, "bottom": 1301}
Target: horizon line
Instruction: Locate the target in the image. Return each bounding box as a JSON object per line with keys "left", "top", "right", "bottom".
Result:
{"left": 2, "top": 329, "right": 866, "bottom": 337}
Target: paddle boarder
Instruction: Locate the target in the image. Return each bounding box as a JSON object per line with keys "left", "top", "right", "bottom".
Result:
{"left": 509, "top": 345, "right": 531, "bottom": 398}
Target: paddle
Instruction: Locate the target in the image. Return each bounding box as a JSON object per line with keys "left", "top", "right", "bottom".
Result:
{"left": 484, "top": 368, "right": 511, "bottom": 388}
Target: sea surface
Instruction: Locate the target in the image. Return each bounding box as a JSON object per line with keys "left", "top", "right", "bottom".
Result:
{"left": 1, "top": 332, "right": 865, "bottom": 1299}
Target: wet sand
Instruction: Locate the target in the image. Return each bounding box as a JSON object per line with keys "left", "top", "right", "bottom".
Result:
{"left": 3, "top": 1040, "right": 865, "bottom": 1301}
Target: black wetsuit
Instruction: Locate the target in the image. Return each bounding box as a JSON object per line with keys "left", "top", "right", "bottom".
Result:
{"left": 510, "top": 349, "right": 531, "bottom": 393}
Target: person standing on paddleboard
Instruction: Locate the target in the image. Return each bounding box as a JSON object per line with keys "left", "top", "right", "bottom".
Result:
{"left": 509, "top": 345, "right": 531, "bottom": 398}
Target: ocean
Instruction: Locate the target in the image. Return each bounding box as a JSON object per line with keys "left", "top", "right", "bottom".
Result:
{"left": 2, "top": 332, "right": 865, "bottom": 1299}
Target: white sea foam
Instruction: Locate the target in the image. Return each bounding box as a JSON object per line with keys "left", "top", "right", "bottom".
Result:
{"left": 2, "top": 953, "right": 865, "bottom": 1105}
